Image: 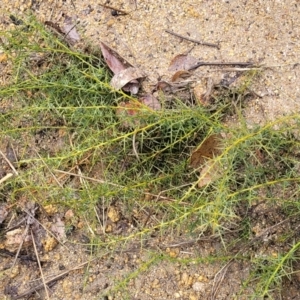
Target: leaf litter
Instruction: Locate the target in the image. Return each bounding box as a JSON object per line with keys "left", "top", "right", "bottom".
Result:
{"left": 190, "top": 134, "right": 224, "bottom": 187}
{"left": 0, "top": 6, "right": 286, "bottom": 299}
{"left": 168, "top": 54, "right": 198, "bottom": 72}
{"left": 99, "top": 42, "right": 145, "bottom": 94}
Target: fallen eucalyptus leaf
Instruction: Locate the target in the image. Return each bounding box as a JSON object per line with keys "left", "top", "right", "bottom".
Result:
{"left": 190, "top": 134, "right": 222, "bottom": 169}
{"left": 169, "top": 54, "right": 198, "bottom": 72}
{"left": 197, "top": 160, "right": 222, "bottom": 188}
{"left": 111, "top": 67, "right": 145, "bottom": 93}
{"left": 171, "top": 70, "right": 192, "bottom": 82}
{"left": 99, "top": 42, "right": 129, "bottom": 74}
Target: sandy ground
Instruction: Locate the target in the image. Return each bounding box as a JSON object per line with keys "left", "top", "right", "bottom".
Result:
{"left": 1, "top": 1, "right": 300, "bottom": 299}
{"left": 3, "top": 0, "right": 300, "bottom": 121}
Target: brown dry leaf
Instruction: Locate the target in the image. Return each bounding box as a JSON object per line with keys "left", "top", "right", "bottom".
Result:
{"left": 111, "top": 67, "right": 145, "bottom": 94}
{"left": 100, "top": 42, "right": 144, "bottom": 94}
{"left": 116, "top": 100, "right": 143, "bottom": 128}
{"left": 51, "top": 217, "right": 66, "bottom": 242}
{"left": 152, "top": 81, "right": 172, "bottom": 93}
{"left": 171, "top": 70, "right": 191, "bottom": 82}
{"left": 140, "top": 94, "right": 161, "bottom": 110}
{"left": 122, "top": 81, "right": 140, "bottom": 94}
{"left": 194, "top": 81, "right": 210, "bottom": 106}
{"left": 45, "top": 21, "right": 64, "bottom": 35}
{"left": 99, "top": 42, "right": 129, "bottom": 75}
{"left": 116, "top": 95, "right": 160, "bottom": 128}
{"left": 197, "top": 160, "right": 222, "bottom": 188}
{"left": 190, "top": 134, "right": 223, "bottom": 169}
{"left": 62, "top": 15, "right": 80, "bottom": 45}
{"left": 168, "top": 54, "right": 198, "bottom": 72}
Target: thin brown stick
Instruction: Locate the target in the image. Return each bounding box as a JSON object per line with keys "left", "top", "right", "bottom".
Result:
{"left": 24, "top": 209, "right": 68, "bottom": 249}
{"left": 0, "top": 149, "right": 18, "bottom": 175}
{"left": 165, "top": 29, "right": 219, "bottom": 49}
{"left": 99, "top": 3, "right": 129, "bottom": 15}
{"left": 210, "top": 217, "right": 290, "bottom": 299}
{"left": 188, "top": 61, "right": 254, "bottom": 71}
{"left": 211, "top": 259, "right": 233, "bottom": 300}
{"left": 55, "top": 169, "right": 187, "bottom": 204}
{"left": 11, "top": 224, "right": 29, "bottom": 268}
{"left": 35, "top": 150, "right": 63, "bottom": 187}
{"left": 31, "top": 230, "right": 50, "bottom": 300}
{"left": 55, "top": 169, "right": 123, "bottom": 187}
{"left": 12, "top": 257, "right": 102, "bottom": 300}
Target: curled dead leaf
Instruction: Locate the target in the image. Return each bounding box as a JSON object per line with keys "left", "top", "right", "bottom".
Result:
{"left": 99, "top": 42, "right": 130, "bottom": 74}
{"left": 110, "top": 67, "right": 145, "bottom": 94}
{"left": 122, "top": 80, "right": 140, "bottom": 95}
{"left": 171, "top": 70, "right": 191, "bottom": 82}
{"left": 168, "top": 54, "right": 198, "bottom": 72}
{"left": 100, "top": 42, "right": 144, "bottom": 94}
{"left": 197, "top": 160, "right": 222, "bottom": 188}
{"left": 190, "top": 134, "right": 223, "bottom": 169}
{"left": 194, "top": 82, "right": 210, "bottom": 106}
{"left": 152, "top": 81, "right": 172, "bottom": 93}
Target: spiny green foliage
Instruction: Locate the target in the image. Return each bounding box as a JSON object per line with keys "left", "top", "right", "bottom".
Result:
{"left": 0, "top": 17, "right": 300, "bottom": 298}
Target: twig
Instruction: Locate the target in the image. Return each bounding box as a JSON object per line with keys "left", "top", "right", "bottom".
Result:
{"left": 34, "top": 150, "right": 63, "bottom": 187}
{"left": 211, "top": 259, "right": 234, "bottom": 300}
{"left": 0, "top": 149, "right": 18, "bottom": 175}
{"left": 188, "top": 61, "right": 254, "bottom": 71}
{"left": 99, "top": 3, "right": 129, "bottom": 15}
{"left": 0, "top": 173, "right": 14, "bottom": 185}
{"left": 210, "top": 217, "right": 291, "bottom": 299}
{"left": 217, "top": 67, "right": 261, "bottom": 72}
{"left": 54, "top": 169, "right": 188, "bottom": 204}
{"left": 132, "top": 133, "right": 140, "bottom": 161}
{"left": 24, "top": 209, "right": 68, "bottom": 249}
{"left": 12, "top": 258, "right": 102, "bottom": 300}
{"left": 31, "top": 230, "right": 50, "bottom": 300}
{"left": 165, "top": 29, "right": 219, "bottom": 49}
{"left": 54, "top": 169, "right": 124, "bottom": 188}
{"left": 11, "top": 224, "right": 29, "bottom": 268}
